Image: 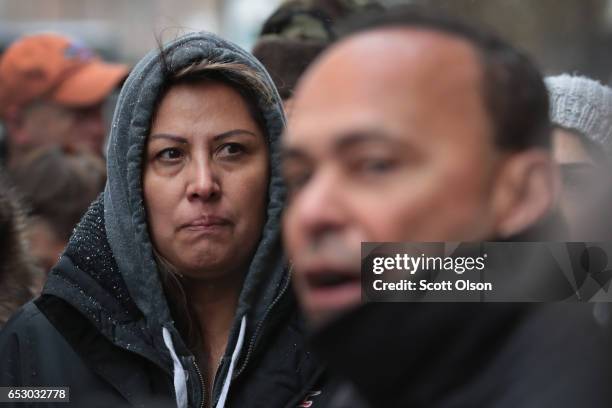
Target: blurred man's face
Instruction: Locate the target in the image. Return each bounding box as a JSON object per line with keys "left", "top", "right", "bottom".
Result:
{"left": 27, "top": 218, "right": 65, "bottom": 274}
{"left": 17, "top": 101, "right": 106, "bottom": 156}
{"left": 283, "top": 29, "right": 504, "bottom": 326}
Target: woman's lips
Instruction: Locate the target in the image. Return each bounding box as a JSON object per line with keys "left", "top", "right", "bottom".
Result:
{"left": 180, "top": 215, "right": 232, "bottom": 232}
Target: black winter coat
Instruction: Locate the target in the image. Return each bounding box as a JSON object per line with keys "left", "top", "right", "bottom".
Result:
{"left": 0, "top": 199, "right": 318, "bottom": 408}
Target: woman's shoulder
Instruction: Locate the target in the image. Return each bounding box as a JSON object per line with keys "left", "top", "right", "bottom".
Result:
{"left": 0, "top": 299, "right": 161, "bottom": 406}
{"left": 0, "top": 297, "right": 85, "bottom": 354}
{"left": 0, "top": 300, "right": 52, "bottom": 340}
{"left": 0, "top": 299, "right": 86, "bottom": 386}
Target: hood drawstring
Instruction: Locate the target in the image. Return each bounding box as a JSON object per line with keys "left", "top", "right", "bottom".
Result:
{"left": 162, "top": 316, "right": 246, "bottom": 408}
{"left": 215, "top": 316, "right": 247, "bottom": 408}
{"left": 163, "top": 327, "right": 188, "bottom": 408}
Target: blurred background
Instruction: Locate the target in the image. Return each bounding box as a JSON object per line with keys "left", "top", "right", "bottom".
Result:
{"left": 1, "top": 0, "right": 612, "bottom": 82}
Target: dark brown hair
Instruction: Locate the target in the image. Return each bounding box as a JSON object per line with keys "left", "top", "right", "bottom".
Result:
{"left": 0, "top": 172, "right": 37, "bottom": 327}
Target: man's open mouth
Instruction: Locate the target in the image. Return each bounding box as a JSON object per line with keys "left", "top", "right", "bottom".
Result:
{"left": 307, "top": 271, "right": 360, "bottom": 289}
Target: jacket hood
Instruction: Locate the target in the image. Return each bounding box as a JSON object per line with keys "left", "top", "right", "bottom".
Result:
{"left": 44, "top": 32, "right": 288, "bottom": 374}
{"left": 104, "top": 31, "right": 287, "bottom": 332}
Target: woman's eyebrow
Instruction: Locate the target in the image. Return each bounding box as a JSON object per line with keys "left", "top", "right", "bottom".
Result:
{"left": 149, "top": 133, "right": 188, "bottom": 144}
{"left": 213, "top": 129, "right": 259, "bottom": 142}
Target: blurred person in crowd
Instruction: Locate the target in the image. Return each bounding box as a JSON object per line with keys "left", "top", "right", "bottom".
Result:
{"left": 0, "top": 32, "right": 318, "bottom": 407}
{"left": 0, "top": 126, "right": 7, "bottom": 166}
{"left": 0, "top": 51, "right": 5, "bottom": 166}
{"left": 9, "top": 146, "right": 106, "bottom": 273}
{"left": 0, "top": 172, "right": 39, "bottom": 328}
{"left": 252, "top": 0, "right": 382, "bottom": 114}
{"left": 546, "top": 74, "right": 612, "bottom": 240}
{"left": 0, "top": 33, "right": 128, "bottom": 168}
{"left": 283, "top": 7, "right": 612, "bottom": 407}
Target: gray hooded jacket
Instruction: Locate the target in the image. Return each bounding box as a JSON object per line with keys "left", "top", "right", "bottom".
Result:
{"left": 0, "top": 32, "right": 318, "bottom": 408}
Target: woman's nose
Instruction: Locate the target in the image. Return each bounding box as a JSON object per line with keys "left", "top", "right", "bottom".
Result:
{"left": 186, "top": 159, "right": 221, "bottom": 201}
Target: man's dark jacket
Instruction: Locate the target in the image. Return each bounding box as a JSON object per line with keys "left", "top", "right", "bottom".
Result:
{"left": 306, "top": 220, "right": 612, "bottom": 407}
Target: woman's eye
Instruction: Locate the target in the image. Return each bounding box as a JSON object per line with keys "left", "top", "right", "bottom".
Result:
{"left": 218, "top": 143, "right": 245, "bottom": 157}
{"left": 156, "top": 147, "right": 183, "bottom": 161}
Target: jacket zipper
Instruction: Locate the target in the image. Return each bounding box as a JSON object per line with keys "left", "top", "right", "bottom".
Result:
{"left": 234, "top": 266, "right": 292, "bottom": 378}
{"left": 193, "top": 359, "right": 206, "bottom": 408}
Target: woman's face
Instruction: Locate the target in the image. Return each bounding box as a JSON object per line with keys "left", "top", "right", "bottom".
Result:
{"left": 143, "top": 81, "right": 269, "bottom": 279}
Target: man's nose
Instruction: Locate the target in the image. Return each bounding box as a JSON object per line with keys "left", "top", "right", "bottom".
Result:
{"left": 186, "top": 157, "right": 221, "bottom": 201}
{"left": 288, "top": 170, "right": 348, "bottom": 240}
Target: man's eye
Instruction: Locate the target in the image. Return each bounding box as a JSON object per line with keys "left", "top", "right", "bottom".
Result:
{"left": 357, "top": 158, "right": 396, "bottom": 173}
{"left": 284, "top": 171, "right": 312, "bottom": 196}
{"left": 218, "top": 143, "right": 245, "bottom": 157}
{"left": 156, "top": 148, "right": 183, "bottom": 161}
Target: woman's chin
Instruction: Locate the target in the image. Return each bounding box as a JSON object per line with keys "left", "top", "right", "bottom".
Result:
{"left": 172, "top": 254, "right": 236, "bottom": 280}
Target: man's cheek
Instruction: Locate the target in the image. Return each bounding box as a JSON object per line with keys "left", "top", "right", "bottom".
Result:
{"left": 358, "top": 201, "right": 412, "bottom": 241}
{"left": 283, "top": 213, "right": 301, "bottom": 257}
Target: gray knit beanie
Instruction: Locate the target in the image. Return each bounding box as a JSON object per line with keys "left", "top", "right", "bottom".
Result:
{"left": 545, "top": 74, "right": 612, "bottom": 153}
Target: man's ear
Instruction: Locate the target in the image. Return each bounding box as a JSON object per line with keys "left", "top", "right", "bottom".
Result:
{"left": 491, "top": 149, "right": 560, "bottom": 239}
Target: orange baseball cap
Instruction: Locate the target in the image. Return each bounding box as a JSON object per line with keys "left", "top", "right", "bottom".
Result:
{"left": 0, "top": 33, "right": 129, "bottom": 117}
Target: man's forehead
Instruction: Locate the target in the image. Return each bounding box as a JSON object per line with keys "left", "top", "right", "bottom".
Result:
{"left": 292, "top": 27, "right": 482, "bottom": 110}
{"left": 337, "top": 27, "right": 480, "bottom": 62}
{"left": 288, "top": 27, "right": 484, "bottom": 134}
